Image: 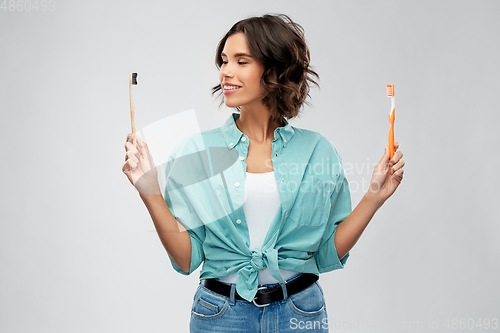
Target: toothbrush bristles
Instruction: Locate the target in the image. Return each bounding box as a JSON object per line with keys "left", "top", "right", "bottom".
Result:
{"left": 132, "top": 73, "right": 138, "bottom": 85}
{"left": 386, "top": 84, "right": 394, "bottom": 97}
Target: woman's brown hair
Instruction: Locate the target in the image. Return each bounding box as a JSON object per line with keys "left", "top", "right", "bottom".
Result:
{"left": 211, "top": 13, "right": 320, "bottom": 123}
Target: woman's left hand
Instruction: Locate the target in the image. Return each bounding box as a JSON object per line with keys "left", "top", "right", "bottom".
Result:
{"left": 368, "top": 142, "right": 405, "bottom": 204}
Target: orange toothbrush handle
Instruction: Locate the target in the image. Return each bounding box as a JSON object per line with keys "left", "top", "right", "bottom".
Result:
{"left": 389, "top": 108, "right": 395, "bottom": 159}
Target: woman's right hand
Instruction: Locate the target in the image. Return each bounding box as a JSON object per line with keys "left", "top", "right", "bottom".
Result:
{"left": 122, "top": 133, "right": 161, "bottom": 195}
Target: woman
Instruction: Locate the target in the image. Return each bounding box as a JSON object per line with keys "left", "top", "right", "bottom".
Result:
{"left": 123, "top": 13, "right": 404, "bottom": 333}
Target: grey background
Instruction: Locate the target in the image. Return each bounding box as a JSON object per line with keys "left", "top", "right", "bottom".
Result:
{"left": 1, "top": 0, "right": 499, "bottom": 332}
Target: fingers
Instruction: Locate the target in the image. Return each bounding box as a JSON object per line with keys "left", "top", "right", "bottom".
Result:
{"left": 390, "top": 150, "right": 403, "bottom": 165}
{"left": 123, "top": 146, "right": 139, "bottom": 174}
{"left": 122, "top": 159, "right": 137, "bottom": 175}
{"left": 125, "top": 140, "right": 138, "bottom": 152}
{"left": 125, "top": 134, "right": 136, "bottom": 150}
{"left": 126, "top": 133, "right": 142, "bottom": 145}
{"left": 125, "top": 133, "right": 148, "bottom": 152}
{"left": 122, "top": 160, "right": 129, "bottom": 173}
{"left": 135, "top": 136, "right": 148, "bottom": 158}
{"left": 128, "top": 158, "right": 138, "bottom": 170}
{"left": 374, "top": 142, "right": 404, "bottom": 185}
{"left": 124, "top": 133, "right": 154, "bottom": 169}
{"left": 126, "top": 133, "right": 135, "bottom": 143}
{"left": 390, "top": 145, "right": 404, "bottom": 182}
{"left": 392, "top": 168, "right": 404, "bottom": 183}
{"left": 393, "top": 168, "right": 404, "bottom": 177}
{"left": 125, "top": 133, "right": 144, "bottom": 158}
{"left": 125, "top": 150, "right": 139, "bottom": 165}
{"left": 391, "top": 157, "right": 405, "bottom": 171}
{"left": 124, "top": 142, "right": 139, "bottom": 163}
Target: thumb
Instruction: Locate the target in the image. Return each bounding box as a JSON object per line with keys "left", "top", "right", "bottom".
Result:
{"left": 379, "top": 146, "right": 390, "bottom": 164}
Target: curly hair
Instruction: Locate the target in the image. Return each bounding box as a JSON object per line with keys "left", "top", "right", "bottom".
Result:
{"left": 211, "top": 13, "right": 320, "bottom": 123}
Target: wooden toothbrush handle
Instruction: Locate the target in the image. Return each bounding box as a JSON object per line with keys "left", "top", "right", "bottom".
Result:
{"left": 129, "top": 73, "right": 137, "bottom": 148}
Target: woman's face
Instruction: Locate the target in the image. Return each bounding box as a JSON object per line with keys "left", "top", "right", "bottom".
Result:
{"left": 219, "top": 32, "right": 265, "bottom": 110}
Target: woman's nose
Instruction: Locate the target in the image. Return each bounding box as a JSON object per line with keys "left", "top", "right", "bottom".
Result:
{"left": 220, "top": 62, "right": 233, "bottom": 77}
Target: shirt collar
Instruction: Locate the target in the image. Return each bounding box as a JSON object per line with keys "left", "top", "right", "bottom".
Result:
{"left": 221, "top": 112, "right": 295, "bottom": 149}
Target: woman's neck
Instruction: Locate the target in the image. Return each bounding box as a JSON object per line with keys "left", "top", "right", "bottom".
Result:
{"left": 236, "top": 105, "right": 283, "bottom": 144}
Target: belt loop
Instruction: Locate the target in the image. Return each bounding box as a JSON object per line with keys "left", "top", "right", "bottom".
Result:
{"left": 229, "top": 283, "right": 236, "bottom": 305}
{"left": 280, "top": 282, "right": 288, "bottom": 303}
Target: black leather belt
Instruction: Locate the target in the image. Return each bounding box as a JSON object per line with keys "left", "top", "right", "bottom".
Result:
{"left": 201, "top": 273, "right": 318, "bottom": 307}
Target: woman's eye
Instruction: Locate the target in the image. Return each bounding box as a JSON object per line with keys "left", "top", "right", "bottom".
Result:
{"left": 221, "top": 61, "right": 247, "bottom": 65}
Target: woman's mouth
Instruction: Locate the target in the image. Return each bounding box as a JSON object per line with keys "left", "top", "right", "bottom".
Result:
{"left": 223, "top": 85, "right": 241, "bottom": 95}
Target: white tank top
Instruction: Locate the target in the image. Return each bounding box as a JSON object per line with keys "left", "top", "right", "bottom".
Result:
{"left": 217, "top": 171, "right": 299, "bottom": 285}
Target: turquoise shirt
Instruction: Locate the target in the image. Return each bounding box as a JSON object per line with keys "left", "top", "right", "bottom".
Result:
{"left": 164, "top": 113, "right": 352, "bottom": 302}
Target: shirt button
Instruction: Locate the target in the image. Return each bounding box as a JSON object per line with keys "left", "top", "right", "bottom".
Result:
{"left": 241, "top": 137, "right": 247, "bottom": 142}
{"left": 284, "top": 139, "right": 286, "bottom": 143}
{"left": 235, "top": 182, "right": 240, "bottom": 187}
{"left": 281, "top": 179, "right": 285, "bottom": 184}
{"left": 230, "top": 142, "right": 234, "bottom": 147}
{"left": 236, "top": 219, "right": 242, "bottom": 224}
{"left": 239, "top": 156, "right": 244, "bottom": 161}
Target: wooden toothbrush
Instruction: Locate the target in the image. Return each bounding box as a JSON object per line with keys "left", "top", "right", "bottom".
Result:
{"left": 129, "top": 73, "right": 138, "bottom": 148}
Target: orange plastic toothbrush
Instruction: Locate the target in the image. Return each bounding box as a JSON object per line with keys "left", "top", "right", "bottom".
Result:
{"left": 129, "top": 73, "right": 138, "bottom": 148}
{"left": 386, "top": 84, "right": 395, "bottom": 159}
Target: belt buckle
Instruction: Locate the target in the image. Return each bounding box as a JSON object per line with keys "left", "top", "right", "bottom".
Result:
{"left": 252, "top": 286, "right": 270, "bottom": 307}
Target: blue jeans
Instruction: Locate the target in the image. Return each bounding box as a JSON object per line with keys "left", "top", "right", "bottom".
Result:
{"left": 189, "top": 274, "right": 329, "bottom": 332}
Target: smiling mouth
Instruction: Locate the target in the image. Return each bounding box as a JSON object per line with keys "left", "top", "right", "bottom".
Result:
{"left": 223, "top": 85, "right": 241, "bottom": 90}
{"left": 223, "top": 86, "right": 241, "bottom": 95}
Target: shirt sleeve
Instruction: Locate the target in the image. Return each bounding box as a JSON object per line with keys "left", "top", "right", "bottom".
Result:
{"left": 314, "top": 150, "right": 352, "bottom": 273}
{"left": 162, "top": 141, "right": 206, "bottom": 275}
